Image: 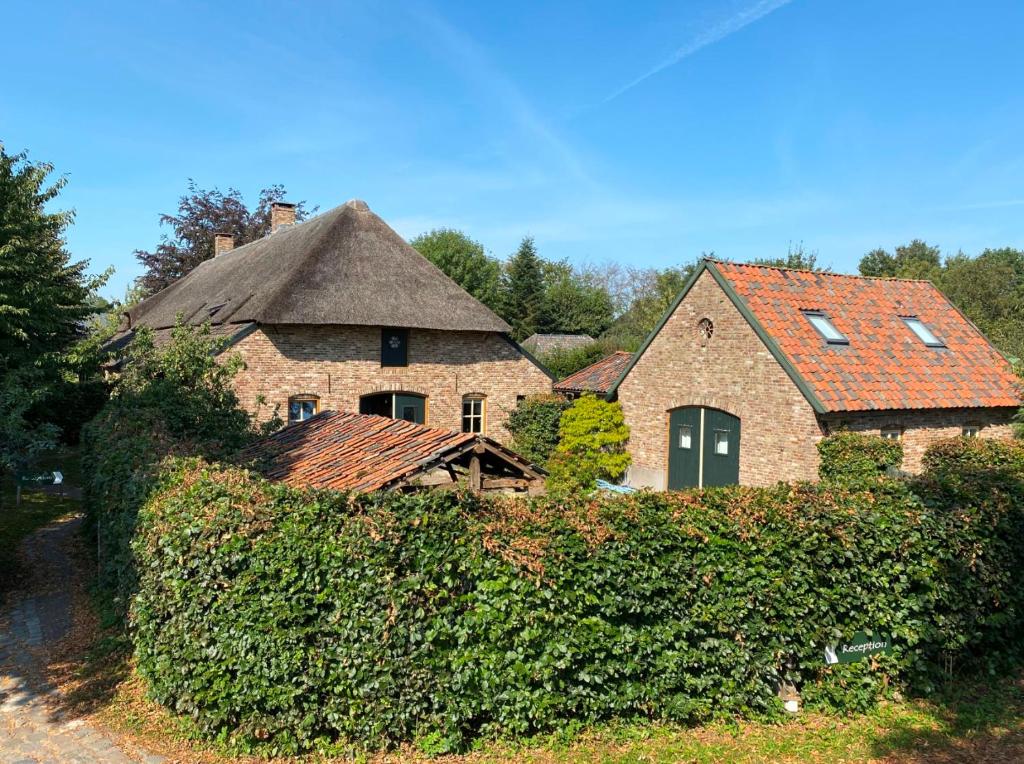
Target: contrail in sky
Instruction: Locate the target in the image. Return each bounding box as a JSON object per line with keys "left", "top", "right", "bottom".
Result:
{"left": 605, "top": 0, "right": 795, "bottom": 103}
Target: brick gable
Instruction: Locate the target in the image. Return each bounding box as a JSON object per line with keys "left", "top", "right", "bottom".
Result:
{"left": 618, "top": 269, "right": 823, "bottom": 488}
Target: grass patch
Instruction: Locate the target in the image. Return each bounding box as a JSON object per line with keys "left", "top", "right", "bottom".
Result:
{"left": 0, "top": 447, "right": 80, "bottom": 596}
{"left": 84, "top": 666, "right": 1024, "bottom": 763}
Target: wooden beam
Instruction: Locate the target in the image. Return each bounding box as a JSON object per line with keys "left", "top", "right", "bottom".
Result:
{"left": 478, "top": 441, "right": 544, "bottom": 479}
{"left": 480, "top": 477, "right": 532, "bottom": 490}
{"left": 469, "top": 454, "right": 482, "bottom": 493}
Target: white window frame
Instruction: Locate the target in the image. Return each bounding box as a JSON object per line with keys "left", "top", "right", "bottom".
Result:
{"left": 803, "top": 311, "right": 849, "bottom": 345}
{"left": 901, "top": 317, "right": 945, "bottom": 348}
{"left": 962, "top": 425, "right": 980, "bottom": 438}
{"left": 880, "top": 427, "right": 902, "bottom": 440}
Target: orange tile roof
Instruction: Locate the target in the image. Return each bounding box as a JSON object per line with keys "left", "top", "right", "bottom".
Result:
{"left": 713, "top": 261, "right": 1021, "bottom": 412}
{"left": 554, "top": 351, "right": 634, "bottom": 395}
{"left": 242, "top": 411, "right": 477, "bottom": 492}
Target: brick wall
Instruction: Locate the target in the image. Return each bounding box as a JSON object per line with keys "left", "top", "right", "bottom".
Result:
{"left": 230, "top": 324, "right": 552, "bottom": 443}
{"left": 821, "top": 408, "right": 1018, "bottom": 472}
{"left": 617, "top": 270, "right": 824, "bottom": 488}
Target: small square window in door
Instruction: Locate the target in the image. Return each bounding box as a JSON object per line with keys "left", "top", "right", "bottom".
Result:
{"left": 714, "top": 430, "right": 729, "bottom": 455}
{"left": 678, "top": 425, "right": 692, "bottom": 449}
{"left": 401, "top": 406, "right": 416, "bottom": 421}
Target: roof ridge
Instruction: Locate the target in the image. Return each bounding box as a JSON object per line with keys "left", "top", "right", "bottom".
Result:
{"left": 709, "top": 258, "right": 936, "bottom": 284}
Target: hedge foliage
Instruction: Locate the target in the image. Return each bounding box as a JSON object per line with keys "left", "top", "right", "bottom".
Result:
{"left": 502, "top": 393, "right": 571, "bottom": 465}
{"left": 817, "top": 431, "right": 904, "bottom": 482}
{"left": 82, "top": 323, "right": 270, "bottom": 617}
{"left": 128, "top": 437, "right": 1024, "bottom": 755}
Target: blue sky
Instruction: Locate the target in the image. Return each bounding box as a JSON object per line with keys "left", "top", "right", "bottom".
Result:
{"left": 4, "top": 0, "right": 1024, "bottom": 299}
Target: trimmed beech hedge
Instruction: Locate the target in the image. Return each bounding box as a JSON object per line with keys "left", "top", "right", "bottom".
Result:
{"left": 128, "top": 437, "right": 1024, "bottom": 755}
{"left": 818, "top": 431, "right": 904, "bottom": 482}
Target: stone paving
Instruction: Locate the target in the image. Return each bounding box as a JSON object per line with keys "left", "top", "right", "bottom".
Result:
{"left": 0, "top": 517, "right": 163, "bottom": 763}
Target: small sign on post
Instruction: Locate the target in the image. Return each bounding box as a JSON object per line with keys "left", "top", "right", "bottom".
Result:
{"left": 14, "top": 471, "right": 65, "bottom": 505}
{"left": 825, "top": 631, "right": 893, "bottom": 665}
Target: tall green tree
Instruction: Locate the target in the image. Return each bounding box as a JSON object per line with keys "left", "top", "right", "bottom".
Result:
{"left": 134, "top": 181, "right": 314, "bottom": 295}
{"left": 409, "top": 228, "right": 502, "bottom": 312}
{"left": 540, "top": 259, "right": 616, "bottom": 338}
{"left": 0, "top": 147, "right": 97, "bottom": 372}
{"left": 0, "top": 145, "right": 103, "bottom": 485}
{"left": 500, "top": 236, "right": 548, "bottom": 341}
{"left": 938, "top": 247, "right": 1024, "bottom": 360}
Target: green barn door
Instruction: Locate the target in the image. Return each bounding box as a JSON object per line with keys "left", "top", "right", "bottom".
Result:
{"left": 702, "top": 409, "right": 740, "bottom": 487}
{"left": 668, "top": 407, "right": 701, "bottom": 490}
{"left": 394, "top": 394, "right": 426, "bottom": 424}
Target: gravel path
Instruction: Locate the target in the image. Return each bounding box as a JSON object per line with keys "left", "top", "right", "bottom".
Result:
{"left": 0, "top": 516, "right": 163, "bottom": 763}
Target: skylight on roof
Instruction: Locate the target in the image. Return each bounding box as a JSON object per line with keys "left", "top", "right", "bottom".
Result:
{"left": 902, "top": 317, "right": 945, "bottom": 347}
{"left": 803, "top": 311, "right": 848, "bottom": 344}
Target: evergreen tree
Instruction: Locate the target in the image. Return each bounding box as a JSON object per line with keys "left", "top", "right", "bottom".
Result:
{"left": 500, "top": 236, "right": 547, "bottom": 341}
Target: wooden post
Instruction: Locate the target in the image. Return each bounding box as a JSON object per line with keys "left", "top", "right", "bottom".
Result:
{"left": 469, "top": 454, "right": 482, "bottom": 493}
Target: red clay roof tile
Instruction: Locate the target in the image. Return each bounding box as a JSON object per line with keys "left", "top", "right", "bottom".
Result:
{"left": 242, "top": 411, "right": 476, "bottom": 492}
{"left": 713, "top": 261, "right": 1021, "bottom": 412}
{"left": 554, "top": 351, "right": 634, "bottom": 395}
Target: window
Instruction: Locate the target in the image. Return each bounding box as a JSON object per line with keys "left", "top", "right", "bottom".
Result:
{"left": 714, "top": 430, "right": 729, "bottom": 455}
{"left": 381, "top": 328, "right": 408, "bottom": 367}
{"left": 288, "top": 395, "right": 319, "bottom": 424}
{"left": 462, "top": 396, "right": 485, "bottom": 433}
{"left": 962, "top": 425, "right": 980, "bottom": 438}
{"left": 901, "top": 317, "right": 945, "bottom": 347}
{"left": 803, "top": 311, "right": 848, "bottom": 344}
{"left": 678, "top": 425, "right": 693, "bottom": 449}
{"left": 881, "top": 427, "right": 902, "bottom": 440}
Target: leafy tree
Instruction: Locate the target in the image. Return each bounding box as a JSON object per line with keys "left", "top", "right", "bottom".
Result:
{"left": 859, "top": 239, "right": 942, "bottom": 280}
{"left": 0, "top": 145, "right": 104, "bottom": 485}
{"left": 0, "top": 146, "right": 100, "bottom": 373}
{"left": 938, "top": 248, "right": 1024, "bottom": 361}
{"left": 540, "top": 342, "right": 610, "bottom": 380}
{"left": 601, "top": 261, "right": 699, "bottom": 350}
{"left": 546, "top": 393, "right": 631, "bottom": 493}
{"left": 753, "top": 243, "right": 828, "bottom": 271}
{"left": 410, "top": 228, "right": 502, "bottom": 312}
{"left": 502, "top": 393, "right": 572, "bottom": 465}
{"left": 540, "top": 260, "right": 615, "bottom": 338}
{"left": 134, "top": 181, "right": 315, "bottom": 295}
{"left": 499, "top": 236, "right": 548, "bottom": 341}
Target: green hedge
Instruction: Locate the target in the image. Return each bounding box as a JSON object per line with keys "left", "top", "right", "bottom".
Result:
{"left": 128, "top": 437, "right": 1024, "bottom": 755}
{"left": 818, "top": 431, "right": 904, "bottom": 482}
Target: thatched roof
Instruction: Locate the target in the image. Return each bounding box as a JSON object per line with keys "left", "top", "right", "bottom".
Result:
{"left": 124, "top": 200, "right": 511, "bottom": 334}
{"left": 521, "top": 333, "right": 594, "bottom": 355}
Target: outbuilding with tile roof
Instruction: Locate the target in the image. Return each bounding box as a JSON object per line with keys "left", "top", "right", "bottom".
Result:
{"left": 610, "top": 259, "right": 1021, "bottom": 489}
{"left": 554, "top": 351, "right": 633, "bottom": 398}
{"left": 242, "top": 410, "right": 545, "bottom": 494}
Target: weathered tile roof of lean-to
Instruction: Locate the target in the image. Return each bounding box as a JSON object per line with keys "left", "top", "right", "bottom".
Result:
{"left": 122, "top": 199, "right": 511, "bottom": 334}
{"left": 242, "top": 410, "right": 478, "bottom": 493}
{"left": 712, "top": 260, "right": 1021, "bottom": 412}
{"left": 555, "top": 351, "right": 633, "bottom": 396}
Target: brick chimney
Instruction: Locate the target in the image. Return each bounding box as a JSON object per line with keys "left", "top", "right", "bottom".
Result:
{"left": 213, "top": 232, "right": 234, "bottom": 257}
{"left": 270, "top": 202, "right": 296, "bottom": 233}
